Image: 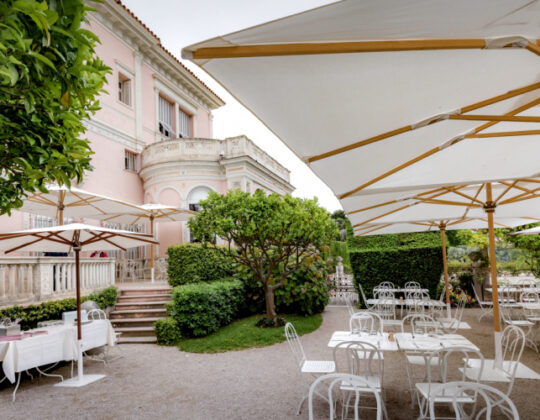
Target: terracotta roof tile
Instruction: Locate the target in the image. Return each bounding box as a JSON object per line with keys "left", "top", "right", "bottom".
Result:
{"left": 113, "top": 0, "right": 224, "bottom": 106}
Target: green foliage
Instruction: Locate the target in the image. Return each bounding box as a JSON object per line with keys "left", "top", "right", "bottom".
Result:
{"left": 0, "top": 286, "right": 117, "bottom": 330}
{"left": 188, "top": 190, "right": 338, "bottom": 321}
{"left": 239, "top": 252, "right": 332, "bottom": 316}
{"left": 154, "top": 317, "right": 181, "bottom": 345}
{"left": 504, "top": 223, "right": 540, "bottom": 277}
{"left": 330, "top": 241, "right": 351, "bottom": 272}
{"left": 167, "top": 243, "right": 235, "bottom": 286}
{"left": 176, "top": 313, "right": 322, "bottom": 353}
{"left": 349, "top": 231, "right": 441, "bottom": 250}
{"left": 0, "top": 0, "right": 110, "bottom": 214}
{"left": 331, "top": 210, "right": 353, "bottom": 241}
{"left": 167, "top": 279, "right": 245, "bottom": 337}
{"left": 350, "top": 247, "right": 443, "bottom": 300}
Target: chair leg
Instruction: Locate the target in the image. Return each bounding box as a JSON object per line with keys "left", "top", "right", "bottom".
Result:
{"left": 296, "top": 394, "right": 307, "bottom": 416}
{"left": 12, "top": 373, "right": 21, "bottom": 402}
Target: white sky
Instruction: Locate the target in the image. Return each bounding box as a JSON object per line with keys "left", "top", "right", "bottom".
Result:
{"left": 120, "top": 0, "right": 342, "bottom": 212}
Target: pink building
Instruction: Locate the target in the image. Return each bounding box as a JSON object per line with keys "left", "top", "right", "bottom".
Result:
{"left": 0, "top": 0, "right": 293, "bottom": 301}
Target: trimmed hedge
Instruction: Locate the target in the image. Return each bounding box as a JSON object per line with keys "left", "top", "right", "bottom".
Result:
{"left": 0, "top": 286, "right": 118, "bottom": 330}
{"left": 167, "top": 243, "right": 235, "bottom": 286}
{"left": 154, "top": 317, "right": 182, "bottom": 345}
{"left": 350, "top": 247, "right": 443, "bottom": 300}
{"left": 167, "top": 279, "right": 244, "bottom": 337}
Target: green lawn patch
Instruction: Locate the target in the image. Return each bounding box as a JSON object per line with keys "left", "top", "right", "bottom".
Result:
{"left": 176, "top": 313, "right": 322, "bottom": 353}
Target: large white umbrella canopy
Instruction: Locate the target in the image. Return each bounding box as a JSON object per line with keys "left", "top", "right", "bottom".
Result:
{"left": 0, "top": 223, "right": 158, "bottom": 386}
{"left": 183, "top": 0, "right": 540, "bottom": 199}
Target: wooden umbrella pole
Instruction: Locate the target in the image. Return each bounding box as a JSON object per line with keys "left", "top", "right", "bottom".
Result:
{"left": 439, "top": 223, "right": 451, "bottom": 318}
{"left": 485, "top": 183, "right": 503, "bottom": 367}
{"left": 58, "top": 190, "right": 65, "bottom": 226}
{"left": 150, "top": 215, "right": 155, "bottom": 282}
{"left": 75, "top": 246, "right": 81, "bottom": 340}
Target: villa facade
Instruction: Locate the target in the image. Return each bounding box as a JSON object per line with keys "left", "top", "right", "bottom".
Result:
{"left": 0, "top": 0, "right": 293, "bottom": 303}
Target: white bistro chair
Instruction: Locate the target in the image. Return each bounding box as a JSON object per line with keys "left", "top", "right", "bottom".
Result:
{"left": 308, "top": 373, "right": 384, "bottom": 420}
{"left": 472, "top": 286, "right": 493, "bottom": 321}
{"left": 284, "top": 322, "right": 335, "bottom": 415}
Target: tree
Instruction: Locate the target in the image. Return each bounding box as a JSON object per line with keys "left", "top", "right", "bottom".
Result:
{"left": 331, "top": 209, "right": 353, "bottom": 241}
{"left": 188, "top": 190, "right": 338, "bottom": 325}
{"left": 0, "top": 0, "right": 110, "bottom": 214}
{"left": 504, "top": 223, "right": 540, "bottom": 277}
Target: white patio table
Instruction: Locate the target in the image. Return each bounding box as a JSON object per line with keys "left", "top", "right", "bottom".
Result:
{"left": 327, "top": 331, "right": 399, "bottom": 351}
{"left": 0, "top": 319, "right": 116, "bottom": 384}
{"left": 394, "top": 332, "right": 479, "bottom": 352}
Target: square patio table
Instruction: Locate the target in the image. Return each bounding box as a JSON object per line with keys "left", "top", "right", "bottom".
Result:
{"left": 394, "top": 333, "right": 479, "bottom": 352}
{"left": 327, "top": 331, "right": 399, "bottom": 351}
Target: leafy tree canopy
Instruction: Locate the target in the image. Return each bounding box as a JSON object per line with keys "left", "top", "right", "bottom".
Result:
{"left": 188, "top": 190, "right": 338, "bottom": 324}
{"left": 0, "top": 0, "right": 110, "bottom": 214}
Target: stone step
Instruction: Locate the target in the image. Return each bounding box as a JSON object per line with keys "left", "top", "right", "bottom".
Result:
{"left": 110, "top": 308, "right": 167, "bottom": 319}
{"left": 116, "top": 294, "right": 171, "bottom": 303}
{"left": 115, "top": 301, "right": 169, "bottom": 310}
{"left": 111, "top": 317, "right": 162, "bottom": 328}
{"left": 115, "top": 326, "right": 155, "bottom": 338}
{"left": 117, "top": 336, "right": 157, "bottom": 344}
{"left": 120, "top": 288, "right": 172, "bottom": 297}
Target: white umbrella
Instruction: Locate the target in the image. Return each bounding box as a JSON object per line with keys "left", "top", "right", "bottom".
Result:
{"left": 19, "top": 185, "right": 146, "bottom": 225}
{"left": 0, "top": 223, "right": 158, "bottom": 387}
{"left": 510, "top": 226, "right": 540, "bottom": 235}
{"left": 89, "top": 203, "right": 194, "bottom": 281}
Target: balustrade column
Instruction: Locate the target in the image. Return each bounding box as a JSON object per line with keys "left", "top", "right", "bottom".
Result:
{"left": 0, "top": 265, "right": 5, "bottom": 299}
{"left": 8, "top": 265, "right": 17, "bottom": 299}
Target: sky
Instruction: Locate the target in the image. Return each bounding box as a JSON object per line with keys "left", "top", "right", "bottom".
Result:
{"left": 120, "top": 0, "right": 342, "bottom": 212}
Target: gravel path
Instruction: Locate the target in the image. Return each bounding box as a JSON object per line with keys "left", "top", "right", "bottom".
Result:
{"left": 1, "top": 307, "right": 539, "bottom": 419}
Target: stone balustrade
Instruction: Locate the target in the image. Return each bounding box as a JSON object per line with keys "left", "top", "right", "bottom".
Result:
{"left": 0, "top": 257, "right": 115, "bottom": 308}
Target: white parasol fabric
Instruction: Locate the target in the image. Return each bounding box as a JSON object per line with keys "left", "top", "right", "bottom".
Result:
{"left": 90, "top": 203, "right": 193, "bottom": 225}
{"left": 183, "top": 0, "right": 540, "bottom": 199}
{"left": 510, "top": 225, "right": 540, "bottom": 235}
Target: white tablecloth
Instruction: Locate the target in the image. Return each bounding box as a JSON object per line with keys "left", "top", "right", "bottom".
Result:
{"left": 0, "top": 320, "right": 116, "bottom": 383}
{"left": 327, "top": 331, "right": 399, "bottom": 351}
{"left": 394, "top": 332, "right": 479, "bottom": 352}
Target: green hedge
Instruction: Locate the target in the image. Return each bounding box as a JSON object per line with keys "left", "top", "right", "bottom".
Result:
{"left": 154, "top": 317, "right": 182, "bottom": 345}
{"left": 167, "top": 243, "right": 235, "bottom": 286}
{"left": 167, "top": 279, "right": 244, "bottom": 337}
{"left": 349, "top": 231, "right": 441, "bottom": 250}
{"left": 0, "top": 286, "right": 118, "bottom": 330}
{"left": 350, "top": 247, "right": 443, "bottom": 300}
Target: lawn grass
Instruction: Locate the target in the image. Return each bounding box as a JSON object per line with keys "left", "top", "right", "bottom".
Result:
{"left": 176, "top": 313, "right": 322, "bottom": 353}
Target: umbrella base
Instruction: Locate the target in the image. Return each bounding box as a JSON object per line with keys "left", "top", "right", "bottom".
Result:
{"left": 55, "top": 374, "right": 106, "bottom": 387}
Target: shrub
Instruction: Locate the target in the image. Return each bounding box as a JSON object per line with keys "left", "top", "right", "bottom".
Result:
{"left": 238, "top": 253, "right": 332, "bottom": 317}
{"left": 167, "top": 244, "right": 235, "bottom": 286}
{"left": 350, "top": 247, "right": 443, "bottom": 300}
{"left": 168, "top": 279, "right": 244, "bottom": 337}
{"left": 0, "top": 286, "right": 118, "bottom": 330}
{"left": 154, "top": 317, "right": 181, "bottom": 345}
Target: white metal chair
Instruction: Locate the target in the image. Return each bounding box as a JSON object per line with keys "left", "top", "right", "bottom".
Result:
{"left": 416, "top": 346, "right": 485, "bottom": 420}
{"left": 472, "top": 286, "right": 493, "bottom": 321}
{"left": 332, "top": 341, "right": 388, "bottom": 419}
{"left": 87, "top": 309, "right": 107, "bottom": 320}
{"left": 308, "top": 373, "right": 384, "bottom": 420}
{"left": 349, "top": 312, "right": 383, "bottom": 335}
{"left": 374, "top": 297, "right": 402, "bottom": 331}
{"left": 405, "top": 281, "right": 421, "bottom": 290}
{"left": 284, "top": 322, "right": 335, "bottom": 415}
{"left": 428, "top": 382, "right": 519, "bottom": 420}
{"left": 345, "top": 294, "right": 359, "bottom": 317}
{"left": 437, "top": 295, "right": 466, "bottom": 333}
{"left": 500, "top": 301, "right": 537, "bottom": 352}
{"left": 357, "top": 283, "right": 375, "bottom": 311}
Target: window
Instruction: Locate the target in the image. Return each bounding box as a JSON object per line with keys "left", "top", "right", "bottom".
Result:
{"left": 118, "top": 73, "right": 131, "bottom": 106}
{"left": 124, "top": 150, "right": 138, "bottom": 172}
{"left": 178, "top": 108, "right": 191, "bottom": 138}
{"left": 158, "top": 96, "right": 173, "bottom": 138}
{"left": 187, "top": 186, "right": 211, "bottom": 242}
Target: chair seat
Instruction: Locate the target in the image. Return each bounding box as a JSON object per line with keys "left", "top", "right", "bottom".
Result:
{"left": 479, "top": 301, "right": 493, "bottom": 306}
{"left": 301, "top": 360, "right": 335, "bottom": 374}
{"left": 458, "top": 366, "right": 511, "bottom": 383}
{"left": 506, "top": 320, "right": 535, "bottom": 327}
{"left": 382, "top": 319, "right": 402, "bottom": 326}
{"left": 415, "top": 382, "right": 475, "bottom": 403}
{"left": 341, "top": 375, "right": 381, "bottom": 391}
{"left": 406, "top": 355, "right": 439, "bottom": 366}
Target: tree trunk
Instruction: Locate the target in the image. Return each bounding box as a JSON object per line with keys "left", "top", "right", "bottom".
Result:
{"left": 265, "top": 285, "right": 277, "bottom": 323}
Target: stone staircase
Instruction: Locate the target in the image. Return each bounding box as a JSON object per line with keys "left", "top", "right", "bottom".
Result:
{"left": 110, "top": 287, "right": 172, "bottom": 344}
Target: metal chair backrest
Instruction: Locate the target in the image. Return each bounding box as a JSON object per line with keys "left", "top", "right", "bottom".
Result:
{"left": 520, "top": 291, "right": 539, "bottom": 303}
{"left": 405, "top": 281, "right": 421, "bottom": 290}
{"left": 501, "top": 325, "right": 526, "bottom": 395}
{"left": 284, "top": 322, "right": 307, "bottom": 369}
{"left": 333, "top": 341, "right": 384, "bottom": 381}
{"left": 439, "top": 346, "right": 484, "bottom": 384}
{"left": 357, "top": 283, "right": 370, "bottom": 309}
{"left": 349, "top": 312, "right": 383, "bottom": 335}
{"left": 428, "top": 381, "right": 520, "bottom": 420}
{"left": 308, "top": 373, "right": 383, "bottom": 420}
{"left": 345, "top": 294, "right": 357, "bottom": 316}
{"left": 377, "top": 281, "right": 394, "bottom": 290}
{"left": 87, "top": 309, "right": 107, "bottom": 320}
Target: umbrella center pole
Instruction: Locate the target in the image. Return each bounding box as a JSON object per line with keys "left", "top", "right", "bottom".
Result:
{"left": 439, "top": 223, "right": 452, "bottom": 319}
{"left": 150, "top": 216, "right": 155, "bottom": 283}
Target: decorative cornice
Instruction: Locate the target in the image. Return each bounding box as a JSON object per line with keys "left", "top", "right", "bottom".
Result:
{"left": 84, "top": 118, "right": 142, "bottom": 152}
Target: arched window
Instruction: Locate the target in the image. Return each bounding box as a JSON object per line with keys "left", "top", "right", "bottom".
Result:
{"left": 187, "top": 186, "right": 211, "bottom": 212}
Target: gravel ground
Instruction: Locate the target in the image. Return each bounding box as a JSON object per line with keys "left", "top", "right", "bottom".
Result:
{"left": 1, "top": 307, "right": 539, "bottom": 420}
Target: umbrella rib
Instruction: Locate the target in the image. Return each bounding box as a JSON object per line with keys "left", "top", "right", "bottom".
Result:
{"left": 443, "top": 186, "right": 485, "bottom": 206}
{"left": 449, "top": 115, "right": 540, "bottom": 123}
{"left": 308, "top": 82, "right": 540, "bottom": 164}
{"left": 338, "top": 96, "right": 540, "bottom": 199}
{"left": 465, "top": 129, "right": 540, "bottom": 138}
{"left": 461, "top": 184, "right": 485, "bottom": 219}
{"left": 495, "top": 180, "right": 519, "bottom": 203}
{"left": 354, "top": 224, "right": 393, "bottom": 235}
{"left": 3, "top": 232, "right": 69, "bottom": 254}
